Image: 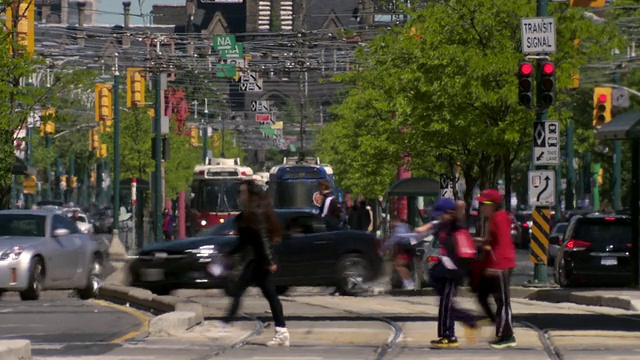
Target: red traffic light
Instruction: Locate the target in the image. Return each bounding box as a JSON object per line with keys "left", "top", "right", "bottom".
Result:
{"left": 597, "top": 93, "right": 607, "bottom": 103}
{"left": 542, "top": 62, "right": 555, "bottom": 75}
{"left": 519, "top": 62, "right": 533, "bottom": 76}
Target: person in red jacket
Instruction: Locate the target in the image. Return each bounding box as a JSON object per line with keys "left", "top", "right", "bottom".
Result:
{"left": 477, "top": 189, "right": 517, "bottom": 349}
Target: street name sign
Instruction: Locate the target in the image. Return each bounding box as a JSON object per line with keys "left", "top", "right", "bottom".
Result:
{"left": 521, "top": 17, "right": 556, "bottom": 54}
{"left": 533, "top": 121, "right": 560, "bottom": 166}
{"left": 240, "top": 81, "right": 263, "bottom": 92}
{"left": 528, "top": 170, "right": 556, "bottom": 206}
{"left": 220, "top": 44, "right": 244, "bottom": 59}
{"left": 213, "top": 35, "right": 236, "bottom": 51}
{"left": 251, "top": 100, "right": 270, "bottom": 112}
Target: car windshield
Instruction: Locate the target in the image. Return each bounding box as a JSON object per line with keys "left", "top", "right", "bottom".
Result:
{"left": 573, "top": 219, "right": 630, "bottom": 245}
{"left": 273, "top": 180, "right": 322, "bottom": 209}
{"left": 0, "top": 214, "right": 46, "bottom": 237}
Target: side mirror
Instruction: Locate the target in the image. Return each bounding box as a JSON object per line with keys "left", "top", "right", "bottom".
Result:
{"left": 53, "top": 228, "right": 71, "bottom": 237}
{"left": 549, "top": 235, "right": 561, "bottom": 245}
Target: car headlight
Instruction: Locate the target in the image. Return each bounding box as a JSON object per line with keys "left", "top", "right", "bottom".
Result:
{"left": 186, "top": 245, "right": 218, "bottom": 257}
{"left": 200, "top": 219, "right": 207, "bottom": 226}
{"left": 0, "top": 246, "right": 24, "bottom": 261}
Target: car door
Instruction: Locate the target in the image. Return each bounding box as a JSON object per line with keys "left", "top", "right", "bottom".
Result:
{"left": 49, "top": 214, "right": 83, "bottom": 282}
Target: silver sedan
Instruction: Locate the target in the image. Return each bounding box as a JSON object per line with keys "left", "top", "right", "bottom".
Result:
{"left": 0, "top": 210, "right": 105, "bottom": 301}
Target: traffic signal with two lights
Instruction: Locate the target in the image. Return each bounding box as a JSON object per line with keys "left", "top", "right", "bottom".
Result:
{"left": 593, "top": 87, "right": 612, "bottom": 128}
{"left": 40, "top": 121, "right": 55, "bottom": 136}
{"left": 89, "top": 129, "right": 100, "bottom": 150}
{"left": 539, "top": 61, "right": 556, "bottom": 107}
{"left": 190, "top": 127, "right": 199, "bottom": 146}
{"left": 126, "top": 68, "right": 145, "bottom": 107}
{"left": 98, "top": 144, "right": 107, "bottom": 158}
{"left": 517, "top": 62, "right": 534, "bottom": 108}
{"left": 95, "top": 84, "right": 113, "bottom": 123}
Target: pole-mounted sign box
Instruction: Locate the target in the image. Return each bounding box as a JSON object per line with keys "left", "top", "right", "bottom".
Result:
{"left": 521, "top": 17, "right": 556, "bottom": 54}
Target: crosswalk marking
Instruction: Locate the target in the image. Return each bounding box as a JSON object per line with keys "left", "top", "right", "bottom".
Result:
{"left": 29, "top": 342, "right": 212, "bottom": 351}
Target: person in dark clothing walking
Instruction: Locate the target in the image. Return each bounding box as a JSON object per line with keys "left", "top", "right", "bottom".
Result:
{"left": 348, "top": 195, "right": 372, "bottom": 231}
{"left": 476, "top": 189, "right": 517, "bottom": 349}
{"left": 429, "top": 198, "right": 477, "bottom": 349}
{"left": 222, "top": 180, "right": 290, "bottom": 347}
{"left": 317, "top": 179, "right": 343, "bottom": 230}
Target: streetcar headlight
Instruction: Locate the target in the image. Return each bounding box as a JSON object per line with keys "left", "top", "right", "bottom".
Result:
{"left": 219, "top": 218, "right": 224, "bottom": 223}
{"left": 200, "top": 219, "right": 207, "bottom": 226}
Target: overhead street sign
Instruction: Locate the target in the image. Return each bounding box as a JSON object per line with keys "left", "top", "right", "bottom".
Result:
{"left": 256, "top": 114, "right": 271, "bottom": 123}
{"left": 251, "top": 100, "right": 269, "bottom": 112}
{"left": 213, "top": 35, "right": 236, "bottom": 51}
{"left": 220, "top": 44, "right": 244, "bottom": 59}
{"left": 528, "top": 170, "right": 555, "bottom": 206}
{"left": 521, "top": 17, "right": 556, "bottom": 54}
{"left": 439, "top": 174, "right": 454, "bottom": 199}
{"left": 533, "top": 121, "right": 560, "bottom": 166}
{"left": 240, "top": 81, "right": 263, "bottom": 92}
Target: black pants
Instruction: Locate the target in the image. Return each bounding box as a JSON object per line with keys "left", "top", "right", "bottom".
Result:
{"left": 436, "top": 277, "right": 476, "bottom": 338}
{"left": 224, "top": 261, "right": 286, "bottom": 328}
{"left": 163, "top": 231, "right": 172, "bottom": 240}
{"left": 477, "top": 269, "right": 514, "bottom": 339}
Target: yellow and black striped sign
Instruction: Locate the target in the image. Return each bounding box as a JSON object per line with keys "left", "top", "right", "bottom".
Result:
{"left": 530, "top": 208, "right": 550, "bottom": 264}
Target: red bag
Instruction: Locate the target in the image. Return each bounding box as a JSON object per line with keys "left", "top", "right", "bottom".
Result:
{"left": 454, "top": 229, "right": 477, "bottom": 259}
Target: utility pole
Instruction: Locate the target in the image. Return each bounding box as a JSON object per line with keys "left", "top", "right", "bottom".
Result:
{"left": 565, "top": 119, "right": 575, "bottom": 210}
{"left": 613, "top": 67, "right": 622, "bottom": 210}
{"left": 203, "top": 99, "right": 209, "bottom": 162}
{"left": 298, "top": 70, "right": 307, "bottom": 153}
{"left": 153, "top": 72, "right": 164, "bottom": 243}
{"left": 25, "top": 120, "right": 33, "bottom": 209}
{"left": 113, "top": 54, "right": 122, "bottom": 233}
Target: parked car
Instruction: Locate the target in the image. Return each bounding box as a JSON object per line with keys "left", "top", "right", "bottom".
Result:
{"left": 515, "top": 211, "right": 533, "bottom": 249}
{"left": 0, "top": 210, "right": 105, "bottom": 300}
{"left": 554, "top": 214, "right": 631, "bottom": 287}
{"left": 61, "top": 209, "right": 95, "bottom": 235}
{"left": 129, "top": 210, "right": 384, "bottom": 296}
{"left": 548, "top": 222, "right": 568, "bottom": 263}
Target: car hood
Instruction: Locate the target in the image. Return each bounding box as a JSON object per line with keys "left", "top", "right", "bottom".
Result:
{"left": 0, "top": 237, "right": 46, "bottom": 252}
{"left": 138, "top": 236, "right": 238, "bottom": 255}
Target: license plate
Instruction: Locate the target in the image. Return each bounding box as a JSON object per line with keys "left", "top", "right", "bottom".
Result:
{"left": 601, "top": 257, "right": 617, "bottom": 266}
{"left": 139, "top": 268, "right": 165, "bottom": 282}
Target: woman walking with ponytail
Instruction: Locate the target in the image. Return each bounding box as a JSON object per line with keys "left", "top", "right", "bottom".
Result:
{"left": 222, "top": 180, "right": 290, "bottom": 347}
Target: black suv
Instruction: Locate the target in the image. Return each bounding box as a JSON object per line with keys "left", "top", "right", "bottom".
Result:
{"left": 554, "top": 214, "right": 632, "bottom": 287}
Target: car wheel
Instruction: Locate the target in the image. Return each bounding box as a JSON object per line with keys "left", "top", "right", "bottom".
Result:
{"left": 336, "top": 254, "right": 370, "bottom": 296}
{"left": 20, "top": 258, "right": 44, "bottom": 301}
{"left": 77, "top": 257, "right": 102, "bottom": 300}
{"left": 557, "top": 258, "right": 571, "bottom": 287}
{"left": 275, "top": 286, "right": 289, "bottom": 296}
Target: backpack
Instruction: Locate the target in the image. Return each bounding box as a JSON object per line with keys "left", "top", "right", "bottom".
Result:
{"left": 453, "top": 229, "right": 477, "bottom": 259}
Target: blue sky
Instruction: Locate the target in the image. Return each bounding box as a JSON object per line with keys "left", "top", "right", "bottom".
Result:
{"left": 96, "top": 0, "right": 180, "bottom": 26}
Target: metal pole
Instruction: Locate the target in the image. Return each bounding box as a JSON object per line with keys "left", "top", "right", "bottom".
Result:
{"left": 154, "top": 73, "right": 163, "bottom": 243}
{"left": 54, "top": 156, "right": 62, "bottom": 201}
{"left": 555, "top": 165, "right": 562, "bottom": 220}
{"left": 69, "top": 154, "right": 75, "bottom": 204}
{"left": 299, "top": 72, "right": 305, "bottom": 152}
{"left": 25, "top": 125, "right": 33, "bottom": 209}
{"left": 113, "top": 57, "right": 121, "bottom": 232}
{"left": 532, "top": 0, "right": 549, "bottom": 284}
{"left": 592, "top": 162, "right": 601, "bottom": 211}
{"left": 221, "top": 115, "right": 226, "bottom": 158}
{"left": 613, "top": 69, "right": 623, "bottom": 210}
{"left": 44, "top": 135, "right": 51, "bottom": 200}
{"left": 631, "top": 141, "right": 639, "bottom": 286}
{"left": 565, "top": 119, "right": 575, "bottom": 211}
{"left": 203, "top": 99, "right": 209, "bottom": 162}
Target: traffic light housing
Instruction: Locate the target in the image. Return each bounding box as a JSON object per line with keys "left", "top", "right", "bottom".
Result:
{"left": 69, "top": 176, "right": 77, "bottom": 188}
{"left": 95, "top": 84, "right": 113, "bottom": 123}
{"left": 569, "top": 0, "right": 606, "bottom": 7}
{"left": 539, "top": 61, "right": 556, "bottom": 107}
{"left": 98, "top": 143, "right": 107, "bottom": 158}
{"left": 6, "top": 0, "right": 35, "bottom": 56}
{"left": 126, "top": 68, "right": 145, "bottom": 107}
{"left": 598, "top": 168, "right": 604, "bottom": 185}
{"left": 190, "top": 127, "right": 199, "bottom": 146}
{"left": 517, "top": 62, "right": 534, "bottom": 108}
{"left": 593, "top": 87, "right": 612, "bottom": 128}
{"left": 89, "top": 129, "right": 100, "bottom": 150}
{"left": 39, "top": 121, "right": 55, "bottom": 136}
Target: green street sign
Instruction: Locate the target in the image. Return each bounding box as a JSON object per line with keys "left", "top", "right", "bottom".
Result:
{"left": 213, "top": 35, "right": 236, "bottom": 51}
{"left": 220, "top": 44, "right": 244, "bottom": 59}
{"left": 215, "top": 64, "right": 237, "bottom": 78}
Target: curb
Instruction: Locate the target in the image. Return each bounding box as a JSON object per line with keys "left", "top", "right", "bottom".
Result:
{"left": 385, "top": 286, "right": 543, "bottom": 299}
{"left": 99, "top": 284, "right": 205, "bottom": 335}
{"left": 0, "top": 340, "right": 31, "bottom": 360}
{"left": 525, "top": 289, "right": 639, "bottom": 311}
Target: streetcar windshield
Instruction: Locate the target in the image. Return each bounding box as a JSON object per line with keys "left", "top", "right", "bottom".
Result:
{"left": 273, "top": 180, "right": 322, "bottom": 209}
{"left": 192, "top": 179, "right": 242, "bottom": 212}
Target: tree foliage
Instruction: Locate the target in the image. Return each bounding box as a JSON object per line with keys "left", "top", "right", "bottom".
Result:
{"left": 317, "top": 0, "right": 622, "bottom": 206}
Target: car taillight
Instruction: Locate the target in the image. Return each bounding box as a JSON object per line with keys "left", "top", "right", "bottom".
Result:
{"left": 604, "top": 217, "right": 616, "bottom": 221}
{"left": 522, "top": 222, "right": 529, "bottom": 228}
{"left": 565, "top": 239, "right": 591, "bottom": 250}
{"left": 427, "top": 256, "right": 438, "bottom": 263}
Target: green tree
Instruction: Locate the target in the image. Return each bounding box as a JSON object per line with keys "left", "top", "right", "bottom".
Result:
{"left": 317, "top": 0, "right": 621, "bottom": 207}
{"left": 164, "top": 126, "right": 201, "bottom": 199}
{"left": 208, "top": 130, "right": 246, "bottom": 161}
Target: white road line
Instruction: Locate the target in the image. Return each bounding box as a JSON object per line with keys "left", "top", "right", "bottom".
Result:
{"left": 0, "top": 308, "right": 13, "bottom": 313}
{"left": 30, "top": 344, "right": 66, "bottom": 350}
{"left": 0, "top": 324, "right": 45, "bottom": 327}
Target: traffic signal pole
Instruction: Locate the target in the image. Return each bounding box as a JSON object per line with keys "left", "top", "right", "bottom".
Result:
{"left": 613, "top": 68, "right": 622, "bottom": 211}
{"left": 532, "top": 0, "right": 549, "bottom": 285}
{"left": 153, "top": 73, "right": 163, "bottom": 243}
{"left": 113, "top": 57, "right": 121, "bottom": 232}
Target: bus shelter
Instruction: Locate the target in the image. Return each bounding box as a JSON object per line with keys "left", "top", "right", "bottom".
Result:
{"left": 383, "top": 177, "right": 441, "bottom": 236}
{"left": 595, "top": 109, "right": 640, "bottom": 286}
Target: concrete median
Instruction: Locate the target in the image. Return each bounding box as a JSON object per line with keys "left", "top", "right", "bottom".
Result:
{"left": 0, "top": 339, "right": 31, "bottom": 360}
{"left": 99, "top": 284, "right": 205, "bottom": 336}
{"left": 526, "top": 289, "right": 640, "bottom": 311}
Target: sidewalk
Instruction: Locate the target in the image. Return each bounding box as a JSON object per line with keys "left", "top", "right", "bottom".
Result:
{"left": 526, "top": 289, "right": 640, "bottom": 311}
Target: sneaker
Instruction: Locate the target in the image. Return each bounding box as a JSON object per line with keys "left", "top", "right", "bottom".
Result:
{"left": 266, "top": 327, "right": 290, "bottom": 347}
{"left": 489, "top": 336, "right": 517, "bottom": 349}
{"left": 430, "top": 337, "right": 459, "bottom": 349}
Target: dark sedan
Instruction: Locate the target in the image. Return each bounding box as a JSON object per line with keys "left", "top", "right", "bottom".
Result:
{"left": 129, "top": 210, "right": 384, "bottom": 296}
{"left": 554, "top": 214, "right": 632, "bottom": 287}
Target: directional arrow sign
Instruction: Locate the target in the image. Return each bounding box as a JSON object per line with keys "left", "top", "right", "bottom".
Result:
{"left": 528, "top": 170, "right": 555, "bottom": 206}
